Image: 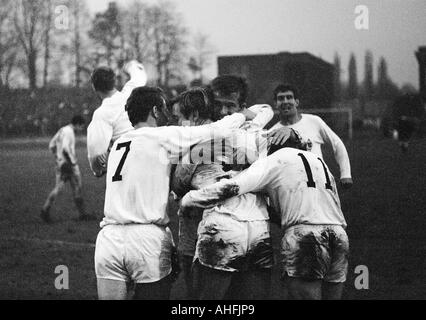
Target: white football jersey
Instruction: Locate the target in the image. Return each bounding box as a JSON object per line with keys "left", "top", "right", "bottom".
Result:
{"left": 87, "top": 70, "right": 147, "bottom": 174}
{"left": 49, "top": 125, "right": 76, "bottom": 166}
{"left": 270, "top": 114, "right": 352, "bottom": 179}
{"left": 182, "top": 148, "right": 347, "bottom": 229}
{"left": 101, "top": 114, "right": 246, "bottom": 228}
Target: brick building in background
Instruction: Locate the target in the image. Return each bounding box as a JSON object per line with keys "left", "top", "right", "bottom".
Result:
{"left": 218, "top": 52, "right": 334, "bottom": 108}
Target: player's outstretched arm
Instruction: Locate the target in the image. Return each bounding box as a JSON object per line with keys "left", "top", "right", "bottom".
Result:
{"left": 165, "top": 113, "right": 247, "bottom": 161}
{"left": 180, "top": 179, "right": 240, "bottom": 212}
{"left": 181, "top": 155, "right": 274, "bottom": 212}
{"left": 319, "top": 119, "right": 353, "bottom": 187}
{"left": 246, "top": 104, "right": 274, "bottom": 129}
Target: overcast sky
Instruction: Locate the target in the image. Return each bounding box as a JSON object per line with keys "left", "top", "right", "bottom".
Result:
{"left": 87, "top": 0, "right": 426, "bottom": 88}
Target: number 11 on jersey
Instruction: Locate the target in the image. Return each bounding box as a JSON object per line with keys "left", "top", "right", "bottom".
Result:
{"left": 298, "top": 153, "right": 333, "bottom": 191}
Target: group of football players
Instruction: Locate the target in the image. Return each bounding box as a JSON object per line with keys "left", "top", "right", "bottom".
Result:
{"left": 42, "top": 60, "right": 353, "bottom": 300}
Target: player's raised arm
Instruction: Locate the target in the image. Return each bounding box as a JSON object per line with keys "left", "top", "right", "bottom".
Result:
{"left": 121, "top": 60, "right": 148, "bottom": 94}
{"left": 87, "top": 114, "right": 113, "bottom": 177}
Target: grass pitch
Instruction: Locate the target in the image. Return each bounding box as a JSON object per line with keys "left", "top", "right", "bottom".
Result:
{"left": 0, "top": 131, "right": 425, "bottom": 300}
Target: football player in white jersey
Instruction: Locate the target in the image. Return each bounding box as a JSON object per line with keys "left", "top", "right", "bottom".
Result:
{"left": 181, "top": 144, "right": 350, "bottom": 300}
{"left": 41, "top": 116, "right": 95, "bottom": 223}
{"left": 171, "top": 77, "right": 306, "bottom": 300}
{"left": 95, "top": 86, "right": 252, "bottom": 300}
{"left": 211, "top": 75, "right": 274, "bottom": 130}
{"left": 268, "top": 84, "right": 353, "bottom": 189}
{"left": 87, "top": 60, "right": 147, "bottom": 178}
{"left": 168, "top": 87, "right": 215, "bottom": 299}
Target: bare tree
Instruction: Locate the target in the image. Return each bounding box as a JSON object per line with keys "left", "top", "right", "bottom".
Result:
{"left": 13, "top": 0, "right": 47, "bottom": 90}
{"left": 145, "top": 1, "right": 188, "bottom": 87}
{"left": 89, "top": 2, "right": 124, "bottom": 69}
{"left": 122, "top": 0, "right": 151, "bottom": 63}
{"left": 43, "top": 0, "right": 54, "bottom": 87}
{"left": 364, "top": 50, "right": 374, "bottom": 100}
{"left": 347, "top": 53, "right": 358, "bottom": 99}
{"left": 68, "top": 0, "right": 92, "bottom": 87}
{"left": 189, "top": 32, "right": 215, "bottom": 84}
{"left": 333, "top": 53, "right": 342, "bottom": 101}
{"left": 376, "top": 57, "right": 400, "bottom": 100}
{"left": 73, "top": 0, "right": 82, "bottom": 87}
{"left": 0, "top": 0, "right": 19, "bottom": 89}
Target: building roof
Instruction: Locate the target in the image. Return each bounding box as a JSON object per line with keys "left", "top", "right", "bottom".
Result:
{"left": 218, "top": 51, "right": 333, "bottom": 68}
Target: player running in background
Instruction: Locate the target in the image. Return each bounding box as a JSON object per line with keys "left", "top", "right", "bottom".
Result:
{"left": 87, "top": 60, "right": 147, "bottom": 178}
{"left": 181, "top": 145, "right": 349, "bottom": 300}
{"left": 95, "top": 86, "right": 252, "bottom": 300}
{"left": 392, "top": 93, "right": 425, "bottom": 153}
{"left": 267, "top": 84, "right": 353, "bottom": 189}
{"left": 41, "top": 116, "right": 95, "bottom": 223}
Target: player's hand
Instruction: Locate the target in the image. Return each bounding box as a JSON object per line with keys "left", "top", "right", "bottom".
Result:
{"left": 340, "top": 178, "right": 353, "bottom": 190}
{"left": 264, "top": 127, "right": 294, "bottom": 145}
{"left": 94, "top": 170, "right": 106, "bottom": 178}
{"left": 219, "top": 183, "right": 240, "bottom": 200}
{"left": 239, "top": 108, "right": 257, "bottom": 121}
{"left": 123, "top": 60, "right": 147, "bottom": 85}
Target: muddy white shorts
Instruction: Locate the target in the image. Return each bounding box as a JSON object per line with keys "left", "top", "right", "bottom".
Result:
{"left": 195, "top": 213, "right": 274, "bottom": 272}
{"left": 95, "top": 224, "right": 174, "bottom": 284}
{"left": 281, "top": 224, "right": 349, "bottom": 283}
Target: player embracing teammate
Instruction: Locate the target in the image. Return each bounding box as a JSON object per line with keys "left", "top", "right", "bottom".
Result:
{"left": 86, "top": 61, "right": 352, "bottom": 300}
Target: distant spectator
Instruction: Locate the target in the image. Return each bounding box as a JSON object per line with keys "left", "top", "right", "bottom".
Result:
{"left": 392, "top": 93, "right": 425, "bottom": 153}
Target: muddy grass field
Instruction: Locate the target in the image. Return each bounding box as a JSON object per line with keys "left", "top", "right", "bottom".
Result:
{"left": 0, "top": 130, "right": 425, "bottom": 300}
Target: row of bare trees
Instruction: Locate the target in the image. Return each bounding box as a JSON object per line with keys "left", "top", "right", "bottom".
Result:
{"left": 0, "top": 0, "right": 215, "bottom": 90}
{"left": 333, "top": 51, "right": 401, "bottom": 101}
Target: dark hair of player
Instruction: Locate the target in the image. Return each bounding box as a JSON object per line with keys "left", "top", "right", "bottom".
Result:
{"left": 179, "top": 87, "right": 214, "bottom": 120}
{"left": 273, "top": 84, "right": 300, "bottom": 101}
{"left": 71, "top": 115, "right": 85, "bottom": 126}
{"left": 91, "top": 67, "right": 116, "bottom": 93}
{"left": 125, "top": 87, "right": 168, "bottom": 126}
{"left": 211, "top": 75, "right": 249, "bottom": 105}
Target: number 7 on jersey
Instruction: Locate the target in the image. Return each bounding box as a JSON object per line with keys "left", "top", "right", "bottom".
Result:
{"left": 112, "top": 141, "right": 132, "bottom": 182}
